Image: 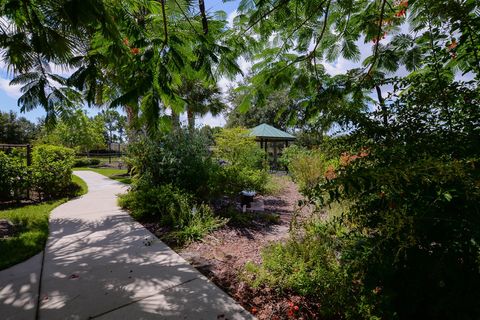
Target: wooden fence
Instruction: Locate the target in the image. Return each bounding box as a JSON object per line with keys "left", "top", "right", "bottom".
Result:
{"left": 0, "top": 143, "right": 32, "bottom": 166}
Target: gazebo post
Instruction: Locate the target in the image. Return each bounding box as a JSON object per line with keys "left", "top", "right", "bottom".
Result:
{"left": 264, "top": 139, "right": 268, "bottom": 161}
{"left": 273, "top": 141, "right": 277, "bottom": 168}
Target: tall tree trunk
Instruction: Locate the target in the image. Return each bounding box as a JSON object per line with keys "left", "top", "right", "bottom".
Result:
{"left": 123, "top": 104, "right": 137, "bottom": 175}
{"left": 187, "top": 107, "right": 195, "bottom": 133}
{"left": 171, "top": 111, "right": 180, "bottom": 131}
{"left": 198, "top": 0, "right": 208, "bottom": 35}
{"left": 124, "top": 105, "right": 138, "bottom": 139}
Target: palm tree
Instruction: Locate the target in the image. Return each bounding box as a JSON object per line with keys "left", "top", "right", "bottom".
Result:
{"left": 1, "top": 0, "right": 241, "bottom": 133}
{"left": 10, "top": 59, "right": 81, "bottom": 127}
{"left": 177, "top": 78, "right": 226, "bottom": 132}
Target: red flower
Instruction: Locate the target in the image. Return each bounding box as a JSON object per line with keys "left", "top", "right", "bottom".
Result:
{"left": 130, "top": 47, "right": 140, "bottom": 55}
{"left": 251, "top": 307, "right": 258, "bottom": 314}
{"left": 449, "top": 39, "right": 457, "bottom": 49}
{"left": 395, "top": 9, "right": 406, "bottom": 17}
{"left": 293, "top": 305, "right": 299, "bottom": 311}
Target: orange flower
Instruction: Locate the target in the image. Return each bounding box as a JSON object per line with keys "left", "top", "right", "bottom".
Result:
{"left": 251, "top": 307, "right": 258, "bottom": 314}
{"left": 448, "top": 39, "right": 457, "bottom": 50}
{"left": 130, "top": 47, "right": 140, "bottom": 55}
{"left": 395, "top": 9, "right": 406, "bottom": 17}
{"left": 325, "top": 165, "right": 337, "bottom": 180}
{"left": 123, "top": 37, "right": 129, "bottom": 46}
{"left": 340, "top": 152, "right": 351, "bottom": 166}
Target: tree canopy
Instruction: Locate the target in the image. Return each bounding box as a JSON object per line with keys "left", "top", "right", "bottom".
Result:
{"left": 0, "top": 111, "right": 39, "bottom": 144}
{"left": 0, "top": 0, "right": 241, "bottom": 131}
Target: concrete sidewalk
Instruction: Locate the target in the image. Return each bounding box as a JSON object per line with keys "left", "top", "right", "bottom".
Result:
{"left": 1, "top": 171, "right": 253, "bottom": 320}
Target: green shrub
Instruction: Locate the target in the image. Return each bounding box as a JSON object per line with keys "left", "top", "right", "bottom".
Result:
{"left": 280, "top": 145, "right": 338, "bottom": 197}
{"left": 119, "top": 184, "right": 192, "bottom": 221}
{"left": 118, "top": 184, "right": 226, "bottom": 245}
{"left": 209, "top": 165, "right": 269, "bottom": 197}
{"left": 31, "top": 145, "right": 75, "bottom": 199}
{"left": 127, "top": 129, "right": 215, "bottom": 200}
{"left": 166, "top": 204, "right": 226, "bottom": 245}
{"left": 212, "top": 128, "right": 269, "bottom": 196}
{"left": 244, "top": 218, "right": 366, "bottom": 318}
{"left": 213, "top": 127, "right": 265, "bottom": 168}
{"left": 317, "top": 156, "right": 480, "bottom": 319}
{"left": 73, "top": 158, "right": 101, "bottom": 167}
{"left": 0, "top": 151, "right": 31, "bottom": 201}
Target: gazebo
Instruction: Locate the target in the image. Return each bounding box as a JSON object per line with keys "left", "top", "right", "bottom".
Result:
{"left": 249, "top": 123, "right": 296, "bottom": 168}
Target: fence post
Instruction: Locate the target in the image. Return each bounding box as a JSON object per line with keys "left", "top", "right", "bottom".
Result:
{"left": 26, "top": 144, "right": 32, "bottom": 166}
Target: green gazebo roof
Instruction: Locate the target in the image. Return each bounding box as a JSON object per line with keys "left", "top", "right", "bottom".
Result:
{"left": 249, "top": 123, "right": 296, "bottom": 140}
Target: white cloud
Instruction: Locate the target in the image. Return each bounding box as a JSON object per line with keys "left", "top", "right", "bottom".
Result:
{"left": 197, "top": 112, "right": 226, "bottom": 128}
{"left": 227, "top": 10, "right": 238, "bottom": 28}
{"left": 322, "top": 36, "right": 374, "bottom": 76}
{"left": 218, "top": 77, "right": 234, "bottom": 94}
{"left": 0, "top": 77, "right": 22, "bottom": 99}
{"left": 217, "top": 56, "right": 252, "bottom": 94}
{"left": 48, "top": 63, "right": 74, "bottom": 78}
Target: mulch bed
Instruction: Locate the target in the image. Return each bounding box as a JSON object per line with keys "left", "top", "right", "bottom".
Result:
{"left": 181, "top": 179, "right": 320, "bottom": 319}
{"left": 141, "top": 178, "right": 321, "bottom": 319}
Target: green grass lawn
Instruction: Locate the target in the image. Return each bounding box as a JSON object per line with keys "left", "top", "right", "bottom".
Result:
{"left": 74, "top": 167, "right": 131, "bottom": 184}
{"left": 0, "top": 175, "right": 88, "bottom": 270}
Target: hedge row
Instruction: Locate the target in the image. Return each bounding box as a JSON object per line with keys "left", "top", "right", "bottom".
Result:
{"left": 0, "top": 145, "right": 75, "bottom": 201}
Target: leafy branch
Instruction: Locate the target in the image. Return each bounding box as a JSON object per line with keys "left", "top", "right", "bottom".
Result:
{"left": 364, "top": 0, "right": 387, "bottom": 78}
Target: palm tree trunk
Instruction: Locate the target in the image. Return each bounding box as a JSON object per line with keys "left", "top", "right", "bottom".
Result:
{"left": 124, "top": 104, "right": 138, "bottom": 142}
{"left": 171, "top": 111, "right": 180, "bottom": 131}
{"left": 123, "top": 104, "right": 137, "bottom": 175}
{"left": 187, "top": 108, "right": 195, "bottom": 133}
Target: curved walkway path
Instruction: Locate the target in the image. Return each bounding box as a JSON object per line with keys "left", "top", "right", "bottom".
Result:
{"left": 1, "top": 171, "right": 253, "bottom": 320}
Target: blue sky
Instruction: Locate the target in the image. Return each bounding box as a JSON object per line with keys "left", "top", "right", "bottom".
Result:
{"left": 0, "top": 0, "right": 240, "bottom": 126}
